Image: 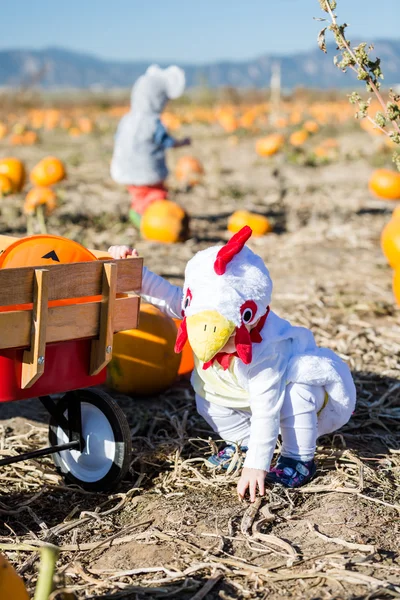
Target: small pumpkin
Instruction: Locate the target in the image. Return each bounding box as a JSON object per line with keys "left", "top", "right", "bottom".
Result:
{"left": 30, "top": 156, "right": 66, "bottom": 187}
{"left": 0, "top": 122, "right": 8, "bottom": 139}
{"left": 107, "top": 303, "right": 181, "bottom": 395}
{"left": 369, "top": 169, "right": 400, "bottom": 201}
{"left": 0, "top": 157, "right": 26, "bottom": 192}
{"left": 175, "top": 156, "right": 204, "bottom": 187}
{"left": 255, "top": 133, "right": 285, "bottom": 157}
{"left": 24, "top": 187, "right": 57, "bottom": 215}
{"left": 228, "top": 210, "right": 272, "bottom": 237}
{"left": 0, "top": 552, "right": 29, "bottom": 600}
{"left": 381, "top": 218, "right": 400, "bottom": 268}
{"left": 289, "top": 129, "right": 309, "bottom": 146}
{"left": 218, "top": 113, "right": 238, "bottom": 133}
{"left": 303, "top": 120, "right": 319, "bottom": 134}
{"left": 140, "top": 200, "right": 189, "bottom": 243}
{"left": 0, "top": 174, "right": 13, "bottom": 197}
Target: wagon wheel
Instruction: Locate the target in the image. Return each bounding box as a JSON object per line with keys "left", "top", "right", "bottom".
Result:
{"left": 48, "top": 388, "right": 132, "bottom": 492}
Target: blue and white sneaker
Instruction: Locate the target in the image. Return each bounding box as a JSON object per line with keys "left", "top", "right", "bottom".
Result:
{"left": 266, "top": 455, "right": 316, "bottom": 488}
{"left": 206, "top": 444, "right": 248, "bottom": 471}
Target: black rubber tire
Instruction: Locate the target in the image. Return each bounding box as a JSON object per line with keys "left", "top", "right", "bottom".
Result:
{"left": 49, "top": 388, "right": 132, "bottom": 492}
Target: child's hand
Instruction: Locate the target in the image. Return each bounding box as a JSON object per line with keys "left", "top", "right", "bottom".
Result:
{"left": 237, "top": 467, "right": 266, "bottom": 503}
{"left": 107, "top": 245, "right": 139, "bottom": 260}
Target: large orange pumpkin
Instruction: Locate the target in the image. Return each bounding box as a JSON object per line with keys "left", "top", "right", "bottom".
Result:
{"left": 369, "top": 169, "right": 400, "bottom": 201}
{"left": 228, "top": 210, "right": 272, "bottom": 237}
{"left": 24, "top": 187, "right": 57, "bottom": 215}
{"left": 140, "top": 200, "right": 189, "bottom": 243}
{"left": 381, "top": 218, "right": 400, "bottom": 268}
{"left": 0, "top": 553, "right": 29, "bottom": 600}
{"left": 0, "top": 234, "right": 97, "bottom": 269}
{"left": 393, "top": 268, "right": 400, "bottom": 306}
{"left": 0, "top": 157, "right": 26, "bottom": 192}
{"left": 30, "top": 156, "right": 66, "bottom": 186}
{"left": 0, "top": 174, "right": 13, "bottom": 197}
{"left": 175, "top": 156, "right": 204, "bottom": 187}
{"left": 107, "top": 303, "right": 181, "bottom": 395}
{"left": 255, "top": 133, "right": 285, "bottom": 157}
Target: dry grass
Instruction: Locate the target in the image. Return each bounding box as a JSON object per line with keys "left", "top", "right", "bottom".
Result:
{"left": 0, "top": 121, "right": 399, "bottom": 599}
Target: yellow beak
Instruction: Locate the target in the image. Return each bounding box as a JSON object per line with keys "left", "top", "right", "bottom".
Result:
{"left": 186, "top": 310, "right": 236, "bottom": 363}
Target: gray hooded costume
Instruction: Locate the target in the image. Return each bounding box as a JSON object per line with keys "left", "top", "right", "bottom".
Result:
{"left": 110, "top": 65, "right": 186, "bottom": 186}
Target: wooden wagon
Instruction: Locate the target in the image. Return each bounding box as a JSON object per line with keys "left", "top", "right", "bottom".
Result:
{"left": 0, "top": 234, "right": 142, "bottom": 491}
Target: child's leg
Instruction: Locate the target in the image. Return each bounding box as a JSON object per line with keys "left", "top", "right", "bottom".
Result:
{"left": 280, "top": 383, "right": 325, "bottom": 461}
{"left": 195, "top": 394, "right": 251, "bottom": 446}
{"left": 267, "top": 383, "right": 325, "bottom": 487}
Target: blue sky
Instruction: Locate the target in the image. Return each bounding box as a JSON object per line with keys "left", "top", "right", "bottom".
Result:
{"left": 1, "top": 0, "right": 399, "bottom": 63}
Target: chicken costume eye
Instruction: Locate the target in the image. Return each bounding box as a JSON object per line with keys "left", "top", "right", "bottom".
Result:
{"left": 240, "top": 300, "right": 257, "bottom": 325}
{"left": 183, "top": 288, "right": 192, "bottom": 313}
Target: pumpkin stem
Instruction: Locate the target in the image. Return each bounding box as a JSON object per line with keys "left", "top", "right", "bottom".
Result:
{"left": 36, "top": 205, "right": 47, "bottom": 234}
{"left": 33, "top": 544, "right": 59, "bottom": 600}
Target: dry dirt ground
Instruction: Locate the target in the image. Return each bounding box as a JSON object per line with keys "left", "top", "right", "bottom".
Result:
{"left": 0, "top": 122, "right": 400, "bottom": 599}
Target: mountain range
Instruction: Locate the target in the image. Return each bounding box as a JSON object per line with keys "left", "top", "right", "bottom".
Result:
{"left": 0, "top": 40, "right": 399, "bottom": 90}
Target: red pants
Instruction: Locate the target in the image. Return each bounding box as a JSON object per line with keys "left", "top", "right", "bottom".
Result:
{"left": 127, "top": 182, "right": 168, "bottom": 215}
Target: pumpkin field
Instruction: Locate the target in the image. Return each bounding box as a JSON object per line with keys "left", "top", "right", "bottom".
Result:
{"left": 0, "top": 94, "right": 400, "bottom": 599}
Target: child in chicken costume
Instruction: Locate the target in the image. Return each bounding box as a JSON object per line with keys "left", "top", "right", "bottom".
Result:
{"left": 109, "top": 226, "right": 356, "bottom": 500}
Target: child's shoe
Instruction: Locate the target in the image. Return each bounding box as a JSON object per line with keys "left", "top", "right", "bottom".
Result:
{"left": 206, "top": 445, "right": 248, "bottom": 471}
{"left": 266, "top": 456, "right": 316, "bottom": 488}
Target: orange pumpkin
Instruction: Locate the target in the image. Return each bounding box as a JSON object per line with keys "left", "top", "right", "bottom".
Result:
{"left": 140, "top": 200, "right": 189, "bottom": 243}
{"left": 0, "top": 122, "right": 8, "bottom": 139}
{"left": 289, "top": 129, "right": 309, "bottom": 146}
{"left": 381, "top": 218, "right": 400, "bottom": 268}
{"left": 175, "top": 156, "right": 204, "bottom": 187}
{"left": 24, "top": 187, "right": 57, "bottom": 215}
{"left": 369, "top": 169, "right": 400, "bottom": 201}
{"left": 107, "top": 304, "right": 181, "bottom": 395}
{"left": 218, "top": 113, "right": 238, "bottom": 133}
{"left": 0, "top": 174, "right": 13, "bottom": 197}
{"left": 255, "top": 133, "right": 285, "bottom": 157}
{"left": 0, "top": 234, "right": 97, "bottom": 269}
{"left": 78, "top": 116, "right": 94, "bottom": 133}
{"left": 0, "top": 157, "right": 26, "bottom": 192}
{"left": 0, "top": 552, "right": 29, "bottom": 600}
{"left": 23, "top": 130, "right": 38, "bottom": 145}
{"left": 303, "top": 120, "right": 319, "bottom": 134}
{"left": 30, "top": 156, "right": 66, "bottom": 187}
{"left": 69, "top": 127, "right": 82, "bottom": 137}
{"left": 228, "top": 210, "right": 272, "bottom": 237}
{"left": 393, "top": 268, "right": 400, "bottom": 306}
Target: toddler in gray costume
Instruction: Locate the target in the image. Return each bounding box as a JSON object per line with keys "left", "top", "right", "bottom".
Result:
{"left": 111, "top": 65, "right": 190, "bottom": 226}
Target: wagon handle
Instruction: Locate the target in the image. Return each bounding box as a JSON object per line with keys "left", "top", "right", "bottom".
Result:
{"left": 89, "top": 262, "right": 117, "bottom": 376}
{"left": 21, "top": 268, "right": 49, "bottom": 389}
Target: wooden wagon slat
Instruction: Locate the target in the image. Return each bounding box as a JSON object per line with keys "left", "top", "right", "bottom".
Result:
{"left": 0, "top": 258, "right": 143, "bottom": 307}
{"left": 0, "top": 294, "right": 140, "bottom": 351}
{"left": 21, "top": 269, "right": 49, "bottom": 389}
{"left": 90, "top": 263, "right": 117, "bottom": 376}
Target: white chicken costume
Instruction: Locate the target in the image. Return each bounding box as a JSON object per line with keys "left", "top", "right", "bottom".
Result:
{"left": 140, "top": 226, "right": 356, "bottom": 479}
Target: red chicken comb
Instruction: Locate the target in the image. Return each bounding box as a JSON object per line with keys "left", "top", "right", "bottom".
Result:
{"left": 214, "top": 226, "right": 253, "bottom": 276}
